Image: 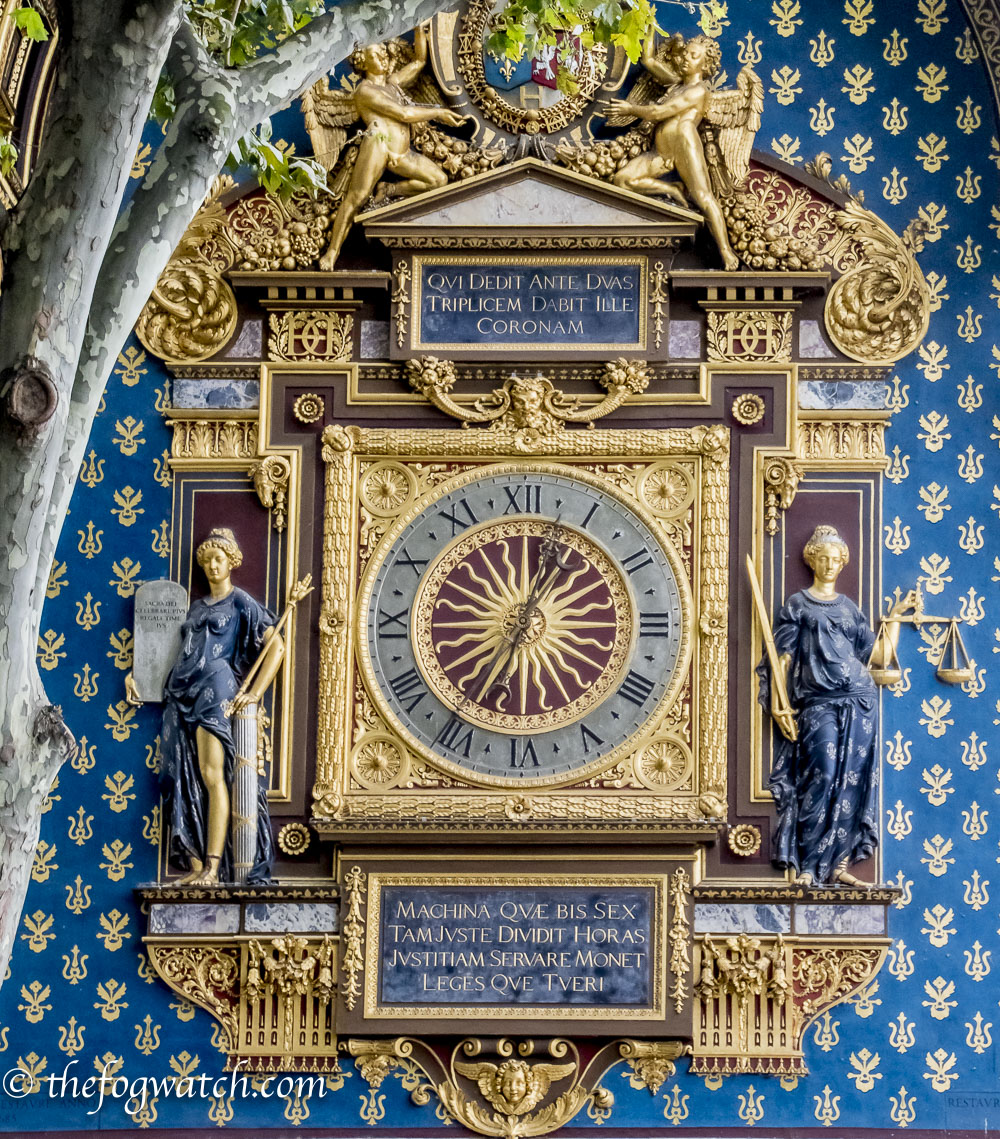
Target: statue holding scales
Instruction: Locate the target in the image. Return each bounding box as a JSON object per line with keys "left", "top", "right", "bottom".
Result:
{"left": 749, "top": 528, "right": 919, "bottom": 887}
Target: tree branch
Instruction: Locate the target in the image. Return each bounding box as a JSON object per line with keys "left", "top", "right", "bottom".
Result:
{"left": 61, "top": 0, "right": 461, "bottom": 597}
{"left": 234, "top": 0, "right": 459, "bottom": 128}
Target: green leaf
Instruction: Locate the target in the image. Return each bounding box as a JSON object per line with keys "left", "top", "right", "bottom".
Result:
{"left": 13, "top": 6, "right": 48, "bottom": 41}
{"left": 0, "top": 131, "right": 18, "bottom": 176}
{"left": 265, "top": 0, "right": 295, "bottom": 34}
{"left": 150, "top": 74, "right": 176, "bottom": 124}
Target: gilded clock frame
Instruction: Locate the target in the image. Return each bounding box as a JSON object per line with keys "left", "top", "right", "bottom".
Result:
{"left": 357, "top": 462, "right": 693, "bottom": 774}
{"left": 312, "top": 422, "right": 730, "bottom": 833}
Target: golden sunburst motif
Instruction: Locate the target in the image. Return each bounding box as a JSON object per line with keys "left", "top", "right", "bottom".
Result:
{"left": 413, "top": 519, "right": 634, "bottom": 733}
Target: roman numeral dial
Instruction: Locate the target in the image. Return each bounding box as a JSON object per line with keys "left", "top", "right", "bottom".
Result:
{"left": 359, "top": 464, "right": 689, "bottom": 784}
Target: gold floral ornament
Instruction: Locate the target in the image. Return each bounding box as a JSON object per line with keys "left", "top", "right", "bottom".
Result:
{"left": 634, "top": 736, "right": 692, "bottom": 792}
{"left": 503, "top": 795, "right": 535, "bottom": 821}
{"left": 351, "top": 735, "right": 406, "bottom": 789}
{"left": 406, "top": 356, "right": 651, "bottom": 446}
{"left": 731, "top": 393, "right": 766, "bottom": 425}
{"left": 235, "top": 195, "right": 333, "bottom": 271}
{"left": 359, "top": 461, "right": 416, "bottom": 517}
{"left": 292, "top": 392, "right": 325, "bottom": 424}
{"left": 728, "top": 823, "right": 762, "bottom": 857}
{"left": 276, "top": 822, "right": 311, "bottom": 856}
{"left": 824, "top": 200, "right": 931, "bottom": 364}
{"left": 638, "top": 461, "right": 695, "bottom": 517}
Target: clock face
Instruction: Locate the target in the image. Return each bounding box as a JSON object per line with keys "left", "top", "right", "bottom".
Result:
{"left": 358, "top": 463, "right": 691, "bottom": 786}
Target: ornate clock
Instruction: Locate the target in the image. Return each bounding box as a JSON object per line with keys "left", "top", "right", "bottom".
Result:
{"left": 313, "top": 414, "right": 729, "bottom": 836}
{"left": 359, "top": 464, "right": 690, "bottom": 784}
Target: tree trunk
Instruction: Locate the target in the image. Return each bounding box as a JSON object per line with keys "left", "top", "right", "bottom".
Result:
{"left": 0, "top": 0, "right": 181, "bottom": 985}
{"left": 0, "top": 0, "right": 463, "bottom": 988}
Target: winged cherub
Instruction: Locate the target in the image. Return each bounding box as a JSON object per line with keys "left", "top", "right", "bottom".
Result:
{"left": 454, "top": 1057, "right": 576, "bottom": 1116}
{"left": 305, "top": 27, "right": 468, "bottom": 270}
{"left": 603, "top": 33, "right": 762, "bottom": 270}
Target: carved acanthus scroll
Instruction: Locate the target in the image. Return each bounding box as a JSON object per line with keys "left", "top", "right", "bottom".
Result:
{"left": 136, "top": 179, "right": 238, "bottom": 363}
{"left": 823, "top": 200, "right": 930, "bottom": 364}
{"left": 405, "top": 356, "right": 651, "bottom": 444}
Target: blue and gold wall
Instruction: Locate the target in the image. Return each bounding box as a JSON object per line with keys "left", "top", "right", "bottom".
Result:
{"left": 3, "top": 0, "right": 1000, "bottom": 1131}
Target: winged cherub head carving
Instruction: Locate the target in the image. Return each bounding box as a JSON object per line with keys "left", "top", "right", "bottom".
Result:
{"left": 455, "top": 1057, "right": 577, "bottom": 1116}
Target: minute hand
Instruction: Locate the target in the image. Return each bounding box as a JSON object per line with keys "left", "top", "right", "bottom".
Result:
{"left": 447, "top": 559, "right": 547, "bottom": 720}
{"left": 485, "top": 523, "right": 580, "bottom": 705}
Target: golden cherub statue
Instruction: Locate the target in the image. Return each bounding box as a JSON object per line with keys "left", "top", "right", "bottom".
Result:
{"left": 303, "top": 27, "right": 468, "bottom": 270}
{"left": 603, "top": 33, "right": 762, "bottom": 270}
{"left": 455, "top": 1057, "right": 576, "bottom": 1116}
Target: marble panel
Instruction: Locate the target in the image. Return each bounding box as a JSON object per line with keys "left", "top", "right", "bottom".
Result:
{"left": 694, "top": 903, "right": 791, "bottom": 934}
{"left": 404, "top": 178, "right": 671, "bottom": 228}
{"left": 244, "top": 902, "right": 340, "bottom": 934}
{"left": 798, "top": 379, "right": 887, "bottom": 410}
{"left": 669, "top": 320, "right": 702, "bottom": 359}
{"left": 222, "top": 318, "right": 263, "bottom": 359}
{"left": 360, "top": 320, "right": 390, "bottom": 360}
{"left": 148, "top": 903, "right": 240, "bottom": 935}
{"left": 172, "top": 379, "right": 260, "bottom": 409}
{"left": 799, "top": 319, "right": 836, "bottom": 358}
{"left": 794, "top": 904, "right": 885, "bottom": 935}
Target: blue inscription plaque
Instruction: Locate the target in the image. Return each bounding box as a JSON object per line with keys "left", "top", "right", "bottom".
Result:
{"left": 413, "top": 257, "right": 646, "bottom": 350}
{"left": 372, "top": 878, "right": 659, "bottom": 1013}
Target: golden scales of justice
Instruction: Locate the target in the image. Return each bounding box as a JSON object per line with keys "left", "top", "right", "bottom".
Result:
{"left": 869, "top": 588, "right": 975, "bottom": 686}
{"left": 746, "top": 559, "right": 974, "bottom": 695}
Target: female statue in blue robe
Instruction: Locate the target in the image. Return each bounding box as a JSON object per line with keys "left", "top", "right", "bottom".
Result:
{"left": 758, "top": 526, "right": 916, "bottom": 886}
{"left": 159, "top": 528, "right": 284, "bottom": 885}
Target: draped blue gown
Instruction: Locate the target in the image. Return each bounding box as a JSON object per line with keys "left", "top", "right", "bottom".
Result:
{"left": 160, "top": 587, "right": 276, "bottom": 883}
{"left": 757, "top": 590, "right": 879, "bottom": 883}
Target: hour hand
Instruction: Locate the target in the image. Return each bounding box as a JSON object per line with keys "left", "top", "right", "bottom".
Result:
{"left": 483, "top": 646, "right": 520, "bottom": 709}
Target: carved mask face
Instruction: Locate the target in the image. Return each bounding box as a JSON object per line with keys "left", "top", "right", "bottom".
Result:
{"left": 511, "top": 382, "right": 544, "bottom": 420}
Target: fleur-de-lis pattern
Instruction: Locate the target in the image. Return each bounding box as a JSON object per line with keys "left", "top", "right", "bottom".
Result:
{"left": 4, "top": 0, "right": 1000, "bottom": 1129}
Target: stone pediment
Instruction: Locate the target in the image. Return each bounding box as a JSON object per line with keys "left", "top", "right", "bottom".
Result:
{"left": 359, "top": 158, "right": 702, "bottom": 244}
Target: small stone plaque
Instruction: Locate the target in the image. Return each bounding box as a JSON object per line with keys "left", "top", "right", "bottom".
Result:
{"left": 371, "top": 878, "right": 659, "bottom": 1016}
{"left": 414, "top": 258, "right": 645, "bottom": 350}
{"left": 133, "top": 580, "right": 188, "bottom": 701}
